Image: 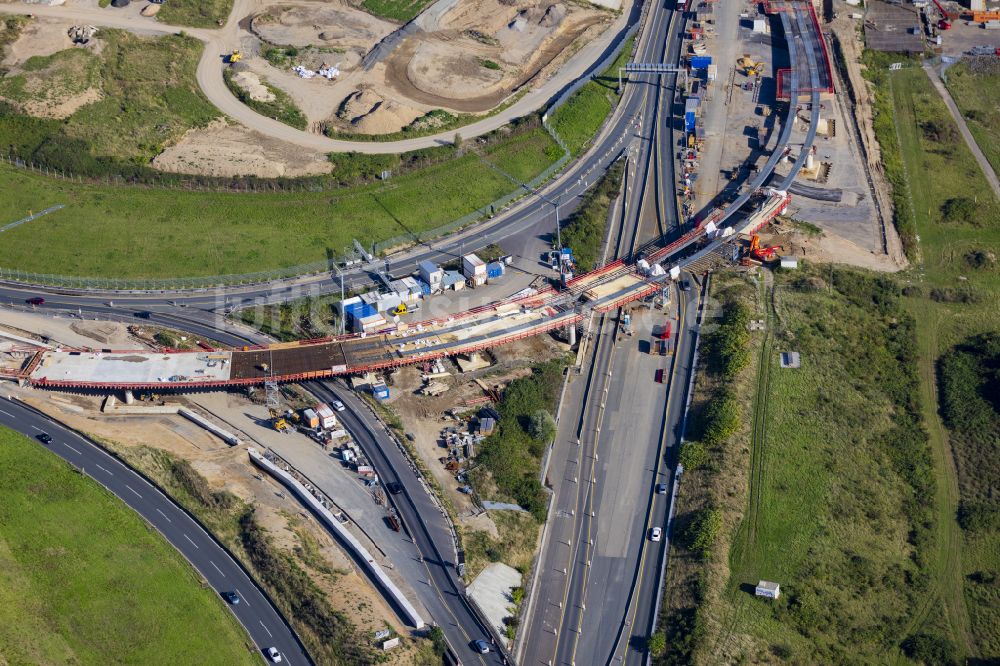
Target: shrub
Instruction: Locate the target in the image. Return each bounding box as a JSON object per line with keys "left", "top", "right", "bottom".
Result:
{"left": 900, "top": 633, "right": 959, "bottom": 666}
{"left": 682, "top": 508, "right": 722, "bottom": 557}
{"left": 647, "top": 633, "right": 667, "bottom": 656}
{"left": 528, "top": 410, "right": 557, "bottom": 443}
{"left": 679, "top": 441, "right": 707, "bottom": 470}
{"left": 940, "top": 196, "right": 978, "bottom": 224}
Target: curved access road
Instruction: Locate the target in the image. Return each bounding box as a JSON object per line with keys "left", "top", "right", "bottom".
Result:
{"left": 0, "top": 396, "right": 312, "bottom": 666}
{"left": 0, "top": 0, "right": 633, "bottom": 154}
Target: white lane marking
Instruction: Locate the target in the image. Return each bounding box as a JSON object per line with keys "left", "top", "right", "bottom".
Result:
{"left": 210, "top": 561, "right": 225, "bottom": 577}
{"left": 259, "top": 621, "right": 273, "bottom": 638}
{"left": 125, "top": 484, "right": 142, "bottom": 498}
{"left": 30, "top": 425, "right": 42, "bottom": 431}
{"left": 95, "top": 464, "right": 113, "bottom": 475}
{"left": 183, "top": 533, "right": 199, "bottom": 549}
{"left": 64, "top": 443, "right": 82, "bottom": 455}
{"left": 236, "top": 590, "right": 249, "bottom": 607}
{"left": 0, "top": 409, "right": 13, "bottom": 417}
{"left": 155, "top": 508, "right": 172, "bottom": 523}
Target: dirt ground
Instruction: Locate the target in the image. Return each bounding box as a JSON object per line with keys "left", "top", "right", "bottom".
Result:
{"left": 0, "top": 310, "right": 138, "bottom": 348}
{"left": 12, "top": 387, "right": 416, "bottom": 655}
{"left": 240, "top": 0, "right": 612, "bottom": 133}
{"left": 761, "top": 220, "right": 901, "bottom": 272}
{"left": 152, "top": 118, "right": 334, "bottom": 178}
{"left": 383, "top": 333, "right": 567, "bottom": 537}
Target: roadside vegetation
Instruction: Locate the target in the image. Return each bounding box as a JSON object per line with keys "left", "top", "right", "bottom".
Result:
{"left": 223, "top": 69, "right": 308, "bottom": 130}
{"left": 235, "top": 293, "right": 345, "bottom": 342}
{"left": 156, "top": 0, "right": 234, "bottom": 28}
{"left": 469, "top": 357, "right": 568, "bottom": 521}
{"left": 0, "top": 30, "right": 218, "bottom": 167}
{"left": 96, "top": 443, "right": 381, "bottom": 665}
{"left": 943, "top": 57, "right": 1000, "bottom": 177}
{"left": 0, "top": 428, "right": 256, "bottom": 665}
{"left": 559, "top": 159, "right": 624, "bottom": 271}
{"left": 548, "top": 36, "right": 633, "bottom": 156}
{"left": 657, "top": 267, "right": 942, "bottom": 664}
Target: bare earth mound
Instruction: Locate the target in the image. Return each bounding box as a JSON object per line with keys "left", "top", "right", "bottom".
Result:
{"left": 152, "top": 119, "right": 333, "bottom": 178}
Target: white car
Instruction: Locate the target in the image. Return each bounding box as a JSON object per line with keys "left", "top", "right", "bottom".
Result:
{"left": 650, "top": 527, "right": 662, "bottom": 542}
{"left": 332, "top": 400, "right": 346, "bottom": 412}
{"left": 266, "top": 647, "right": 282, "bottom": 663}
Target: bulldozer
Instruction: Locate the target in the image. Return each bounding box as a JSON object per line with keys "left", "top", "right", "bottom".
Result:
{"left": 268, "top": 408, "right": 291, "bottom": 433}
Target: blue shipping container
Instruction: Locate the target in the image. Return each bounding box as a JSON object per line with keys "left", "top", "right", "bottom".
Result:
{"left": 690, "top": 55, "right": 713, "bottom": 69}
{"left": 685, "top": 111, "right": 696, "bottom": 132}
{"left": 373, "top": 384, "right": 390, "bottom": 401}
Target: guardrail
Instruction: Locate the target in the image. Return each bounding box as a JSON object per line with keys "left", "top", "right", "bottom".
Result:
{"left": 248, "top": 447, "right": 427, "bottom": 630}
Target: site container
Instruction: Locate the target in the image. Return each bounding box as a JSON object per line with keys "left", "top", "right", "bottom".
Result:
{"left": 690, "top": 55, "right": 712, "bottom": 69}
{"left": 486, "top": 262, "right": 505, "bottom": 279}
{"left": 303, "top": 409, "right": 320, "bottom": 428}
{"left": 316, "top": 404, "right": 337, "bottom": 429}
{"left": 372, "top": 383, "right": 390, "bottom": 401}
{"left": 462, "top": 253, "right": 486, "bottom": 278}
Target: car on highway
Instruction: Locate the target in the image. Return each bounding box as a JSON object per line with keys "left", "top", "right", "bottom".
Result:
{"left": 36, "top": 432, "right": 53, "bottom": 444}
{"left": 471, "top": 639, "right": 491, "bottom": 654}
{"left": 222, "top": 591, "right": 240, "bottom": 604}
{"left": 25, "top": 297, "right": 44, "bottom": 305}
{"left": 680, "top": 279, "right": 692, "bottom": 292}
{"left": 650, "top": 527, "right": 662, "bottom": 542}
{"left": 655, "top": 483, "right": 667, "bottom": 495}
{"left": 332, "top": 400, "right": 346, "bottom": 412}
{"left": 266, "top": 647, "right": 282, "bottom": 663}
{"left": 386, "top": 481, "right": 403, "bottom": 495}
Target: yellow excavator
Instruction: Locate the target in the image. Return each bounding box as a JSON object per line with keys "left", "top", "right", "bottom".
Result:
{"left": 392, "top": 303, "right": 408, "bottom": 316}
{"left": 228, "top": 50, "right": 242, "bottom": 64}
{"left": 737, "top": 54, "right": 764, "bottom": 76}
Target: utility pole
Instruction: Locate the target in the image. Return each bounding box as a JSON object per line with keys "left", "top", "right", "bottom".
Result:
{"left": 333, "top": 262, "right": 345, "bottom": 335}
{"left": 555, "top": 198, "right": 562, "bottom": 251}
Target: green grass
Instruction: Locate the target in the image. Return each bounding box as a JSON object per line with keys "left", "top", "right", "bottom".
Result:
{"left": 0, "top": 15, "right": 28, "bottom": 54}
{"left": 548, "top": 36, "right": 633, "bottom": 156}
{"left": 361, "top": 0, "right": 435, "bottom": 22}
{"left": 479, "top": 58, "right": 501, "bottom": 71}
{"left": 0, "top": 30, "right": 218, "bottom": 167}
{"left": 482, "top": 126, "right": 565, "bottom": 183}
{"left": 156, "top": 0, "right": 234, "bottom": 28}
{"left": 886, "top": 63, "right": 1000, "bottom": 659}
{"left": 0, "top": 144, "right": 542, "bottom": 278}
{"left": 224, "top": 68, "right": 307, "bottom": 130}
{"left": 0, "top": 48, "right": 101, "bottom": 108}
{"left": 0, "top": 427, "right": 256, "bottom": 665}
{"left": 943, "top": 60, "right": 1000, "bottom": 178}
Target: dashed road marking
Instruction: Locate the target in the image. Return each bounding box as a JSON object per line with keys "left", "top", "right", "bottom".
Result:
{"left": 211, "top": 561, "right": 225, "bottom": 577}
{"left": 95, "top": 464, "right": 113, "bottom": 475}
{"left": 64, "top": 443, "right": 82, "bottom": 455}
{"left": 0, "top": 409, "right": 13, "bottom": 417}
{"left": 156, "top": 508, "right": 172, "bottom": 523}
{"left": 30, "top": 425, "right": 42, "bottom": 431}
{"left": 259, "top": 621, "right": 273, "bottom": 638}
{"left": 125, "top": 484, "right": 142, "bottom": 498}
{"left": 183, "top": 534, "right": 199, "bottom": 549}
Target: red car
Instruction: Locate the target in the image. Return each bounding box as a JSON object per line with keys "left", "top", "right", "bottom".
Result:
{"left": 25, "top": 297, "right": 44, "bottom": 306}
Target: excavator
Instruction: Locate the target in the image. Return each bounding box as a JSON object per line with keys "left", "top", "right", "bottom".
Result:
{"left": 737, "top": 54, "right": 764, "bottom": 77}
{"left": 228, "top": 50, "right": 243, "bottom": 64}
{"left": 741, "top": 234, "right": 782, "bottom": 265}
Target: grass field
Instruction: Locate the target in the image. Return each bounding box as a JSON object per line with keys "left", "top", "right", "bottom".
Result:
{"left": 0, "top": 427, "right": 256, "bottom": 665}
{"left": 0, "top": 30, "right": 218, "bottom": 167}
{"left": 548, "top": 37, "right": 632, "bottom": 156}
{"left": 943, "top": 59, "right": 1000, "bottom": 178}
{"left": 887, "top": 63, "right": 1000, "bottom": 659}
{"left": 0, "top": 128, "right": 559, "bottom": 279}
{"left": 156, "top": 0, "right": 234, "bottom": 28}
{"left": 361, "top": 0, "right": 434, "bottom": 22}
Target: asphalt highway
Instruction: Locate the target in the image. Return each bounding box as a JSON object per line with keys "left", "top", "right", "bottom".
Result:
{"left": 0, "top": 396, "right": 311, "bottom": 665}
{"left": 307, "top": 381, "right": 505, "bottom": 666}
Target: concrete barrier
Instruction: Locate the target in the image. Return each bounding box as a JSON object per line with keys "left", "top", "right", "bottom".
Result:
{"left": 248, "top": 448, "right": 426, "bottom": 630}
{"left": 179, "top": 408, "right": 241, "bottom": 446}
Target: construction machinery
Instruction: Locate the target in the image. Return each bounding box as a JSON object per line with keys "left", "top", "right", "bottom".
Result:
{"left": 392, "top": 303, "right": 408, "bottom": 316}
{"left": 738, "top": 54, "right": 764, "bottom": 76}
{"left": 932, "top": 0, "right": 952, "bottom": 29}
{"left": 228, "top": 50, "right": 243, "bottom": 64}
{"left": 741, "top": 234, "right": 782, "bottom": 265}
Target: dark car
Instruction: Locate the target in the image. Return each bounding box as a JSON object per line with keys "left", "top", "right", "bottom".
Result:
{"left": 386, "top": 481, "right": 403, "bottom": 495}
{"left": 36, "top": 433, "right": 53, "bottom": 444}
{"left": 25, "top": 297, "right": 45, "bottom": 306}
{"left": 655, "top": 483, "right": 668, "bottom": 495}
{"left": 680, "top": 280, "right": 692, "bottom": 292}
{"left": 222, "top": 591, "right": 241, "bottom": 605}
{"left": 134, "top": 311, "right": 153, "bottom": 319}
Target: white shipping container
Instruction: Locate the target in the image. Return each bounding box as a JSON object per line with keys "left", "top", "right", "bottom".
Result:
{"left": 316, "top": 404, "right": 337, "bottom": 429}
{"left": 707, "top": 64, "right": 718, "bottom": 81}
{"left": 462, "top": 253, "right": 486, "bottom": 277}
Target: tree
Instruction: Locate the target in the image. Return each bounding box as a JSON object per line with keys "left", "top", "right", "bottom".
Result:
{"left": 427, "top": 626, "right": 447, "bottom": 656}
{"left": 528, "top": 409, "right": 557, "bottom": 443}
{"left": 647, "top": 633, "right": 667, "bottom": 656}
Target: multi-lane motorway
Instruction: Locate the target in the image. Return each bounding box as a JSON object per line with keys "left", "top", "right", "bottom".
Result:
{"left": 0, "top": 396, "right": 311, "bottom": 665}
